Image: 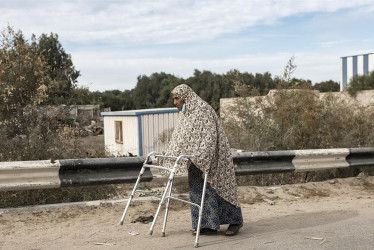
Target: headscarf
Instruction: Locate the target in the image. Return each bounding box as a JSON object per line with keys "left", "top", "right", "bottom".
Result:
{"left": 159, "top": 84, "right": 240, "bottom": 207}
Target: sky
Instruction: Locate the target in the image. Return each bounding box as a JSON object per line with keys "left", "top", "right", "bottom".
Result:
{"left": 1, "top": 0, "right": 374, "bottom": 91}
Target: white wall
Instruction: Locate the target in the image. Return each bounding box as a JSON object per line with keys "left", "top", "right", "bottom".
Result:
{"left": 103, "top": 116, "right": 139, "bottom": 156}
{"left": 357, "top": 55, "right": 364, "bottom": 75}
{"left": 370, "top": 54, "right": 374, "bottom": 72}
{"left": 347, "top": 56, "right": 353, "bottom": 84}
{"left": 141, "top": 112, "right": 179, "bottom": 156}
{"left": 341, "top": 53, "right": 374, "bottom": 91}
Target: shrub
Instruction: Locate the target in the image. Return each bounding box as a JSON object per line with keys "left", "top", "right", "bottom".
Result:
{"left": 221, "top": 58, "right": 374, "bottom": 151}
{"left": 347, "top": 71, "right": 374, "bottom": 96}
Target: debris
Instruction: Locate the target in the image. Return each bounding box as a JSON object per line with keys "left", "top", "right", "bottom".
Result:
{"left": 304, "top": 236, "right": 324, "bottom": 241}
{"left": 263, "top": 199, "right": 275, "bottom": 205}
{"left": 94, "top": 242, "right": 115, "bottom": 246}
{"left": 128, "top": 231, "right": 139, "bottom": 236}
{"left": 84, "top": 120, "right": 103, "bottom": 136}
{"left": 131, "top": 215, "right": 154, "bottom": 224}
{"left": 328, "top": 180, "right": 336, "bottom": 184}
{"left": 264, "top": 241, "right": 275, "bottom": 244}
{"left": 357, "top": 172, "right": 368, "bottom": 179}
{"left": 320, "top": 239, "right": 328, "bottom": 245}
{"left": 89, "top": 232, "right": 97, "bottom": 237}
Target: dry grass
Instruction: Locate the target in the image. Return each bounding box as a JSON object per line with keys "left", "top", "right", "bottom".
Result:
{"left": 74, "top": 134, "right": 106, "bottom": 158}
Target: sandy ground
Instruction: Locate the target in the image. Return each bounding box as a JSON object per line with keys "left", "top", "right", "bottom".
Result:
{"left": 1, "top": 176, "right": 374, "bottom": 250}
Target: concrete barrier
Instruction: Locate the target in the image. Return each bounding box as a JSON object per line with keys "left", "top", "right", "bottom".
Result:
{"left": 1, "top": 147, "right": 373, "bottom": 191}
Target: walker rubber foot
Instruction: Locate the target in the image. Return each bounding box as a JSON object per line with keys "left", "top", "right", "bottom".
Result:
{"left": 161, "top": 232, "right": 165, "bottom": 237}
{"left": 194, "top": 242, "right": 199, "bottom": 248}
{"left": 119, "top": 221, "right": 123, "bottom": 226}
{"left": 148, "top": 230, "right": 153, "bottom": 235}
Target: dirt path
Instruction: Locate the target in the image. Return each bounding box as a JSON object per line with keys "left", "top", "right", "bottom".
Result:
{"left": 1, "top": 176, "right": 373, "bottom": 250}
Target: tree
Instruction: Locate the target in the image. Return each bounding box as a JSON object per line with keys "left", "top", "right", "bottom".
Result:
{"left": 132, "top": 72, "right": 180, "bottom": 109}
{"left": 100, "top": 90, "right": 128, "bottom": 111}
{"left": 69, "top": 86, "right": 94, "bottom": 105}
{"left": 0, "top": 26, "right": 87, "bottom": 161}
{"left": 37, "top": 33, "right": 80, "bottom": 104}
{"left": 312, "top": 80, "right": 339, "bottom": 92}
{"left": 230, "top": 71, "right": 277, "bottom": 96}
{"left": 347, "top": 71, "right": 374, "bottom": 96}
{"left": 0, "top": 26, "right": 50, "bottom": 120}
{"left": 185, "top": 69, "right": 237, "bottom": 111}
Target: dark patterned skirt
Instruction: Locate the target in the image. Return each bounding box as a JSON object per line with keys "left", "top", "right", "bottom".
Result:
{"left": 188, "top": 164, "right": 243, "bottom": 230}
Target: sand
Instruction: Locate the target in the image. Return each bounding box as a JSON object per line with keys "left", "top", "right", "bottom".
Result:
{"left": 1, "top": 176, "right": 373, "bottom": 250}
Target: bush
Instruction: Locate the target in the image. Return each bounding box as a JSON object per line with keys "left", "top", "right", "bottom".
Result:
{"left": 312, "top": 80, "right": 340, "bottom": 92}
{"left": 221, "top": 57, "right": 374, "bottom": 151}
{"left": 347, "top": 71, "right": 374, "bottom": 96}
{"left": 221, "top": 88, "right": 374, "bottom": 151}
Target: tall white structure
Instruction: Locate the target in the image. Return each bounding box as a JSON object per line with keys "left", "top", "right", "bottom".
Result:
{"left": 340, "top": 52, "right": 374, "bottom": 91}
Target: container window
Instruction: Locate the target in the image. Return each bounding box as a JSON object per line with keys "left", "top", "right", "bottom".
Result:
{"left": 115, "top": 121, "right": 123, "bottom": 144}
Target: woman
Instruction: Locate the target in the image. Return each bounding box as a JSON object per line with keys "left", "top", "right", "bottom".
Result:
{"left": 161, "top": 84, "right": 243, "bottom": 236}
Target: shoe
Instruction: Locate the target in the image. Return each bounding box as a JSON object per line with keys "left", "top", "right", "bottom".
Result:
{"left": 225, "top": 223, "right": 243, "bottom": 236}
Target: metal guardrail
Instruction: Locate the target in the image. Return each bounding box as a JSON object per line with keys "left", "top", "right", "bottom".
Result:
{"left": 0, "top": 160, "right": 60, "bottom": 191}
{"left": 1, "top": 147, "right": 373, "bottom": 191}
{"left": 0, "top": 157, "right": 151, "bottom": 191}
{"left": 59, "top": 157, "right": 151, "bottom": 186}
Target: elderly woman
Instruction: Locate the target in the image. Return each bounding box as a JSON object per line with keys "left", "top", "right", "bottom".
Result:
{"left": 162, "top": 84, "right": 243, "bottom": 236}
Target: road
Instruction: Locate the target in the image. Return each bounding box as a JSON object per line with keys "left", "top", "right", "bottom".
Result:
{"left": 1, "top": 176, "right": 373, "bottom": 250}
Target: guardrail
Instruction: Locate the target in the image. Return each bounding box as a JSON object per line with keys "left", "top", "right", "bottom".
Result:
{"left": 233, "top": 148, "right": 374, "bottom": 174}
{"left": 0, "top": 157, "right": 152, "bottom": 191}
{"left": 1, "top": 147, "right": 373, "bottom": 191}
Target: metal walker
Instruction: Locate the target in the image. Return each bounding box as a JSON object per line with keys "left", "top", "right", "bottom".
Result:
{"left": 119, "top": 152, "right": 208, "bottom": 248}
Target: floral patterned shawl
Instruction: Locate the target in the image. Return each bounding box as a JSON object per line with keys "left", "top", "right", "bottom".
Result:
{"left": 159, "top": 84, "right": 240, "bottom": 207}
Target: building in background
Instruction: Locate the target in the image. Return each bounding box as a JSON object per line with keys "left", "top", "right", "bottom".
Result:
{"left": 101, "top": 108, "right": 179, "bottom": 156}
{"left": 340, "top": 52, "right": 374, "bottom": 91}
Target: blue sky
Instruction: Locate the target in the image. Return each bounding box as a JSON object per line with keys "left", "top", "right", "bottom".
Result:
{"left": 1, "top": 0, "right": 374, "bottom": 91}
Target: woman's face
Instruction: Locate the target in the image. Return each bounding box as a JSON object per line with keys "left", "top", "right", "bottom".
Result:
{"left": 172, "top": 94, "right": 185, "bottom": 111}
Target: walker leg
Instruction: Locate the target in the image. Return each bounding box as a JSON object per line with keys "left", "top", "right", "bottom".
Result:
{"left": 119, "top": 167, "right": 145, "bottom": 225}
{"left": 194, "top": 172, "right": 208, "bottom": 248}
{"left": 161, "top": 179, "right": 174, "bottom": 237}
{"left": 148, "top": 173, "right": 175, "bottom": 235}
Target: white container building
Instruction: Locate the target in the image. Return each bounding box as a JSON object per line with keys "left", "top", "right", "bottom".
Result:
{"left": 340, "top": 52, "right": 374, "bottom": 91}
{"left": 101, "top": 108, "right": 179, "bottom": 157}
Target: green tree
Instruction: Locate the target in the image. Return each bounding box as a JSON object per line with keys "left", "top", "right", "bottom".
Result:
{"left": 0, "top": 26, "right": 50, "bottom": 120}
{"left": 347, "top": 71, "right": 374, "bottom": 96}
{"left": 37, "top": 33, "right": 80, "bottom": 104}
{"left": 228, "top": 70, "right": 277, "bottom": 96}
{"left": 0, "top": 26, "right": 90, "bottom": 162}
{"left": 70, "top": 86, "right": 94, "bottom": 105}
{"left": 312, "top": 80, "right": 339, "bottom": 92}
{"left": 101, "top": 90, "right": 128, "bottom": 111}
{"left": 185, "top": 69, "right": 236, "bottom": 111}
{"left": 132, "top": 72, "right": 181, "bottom": 109}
